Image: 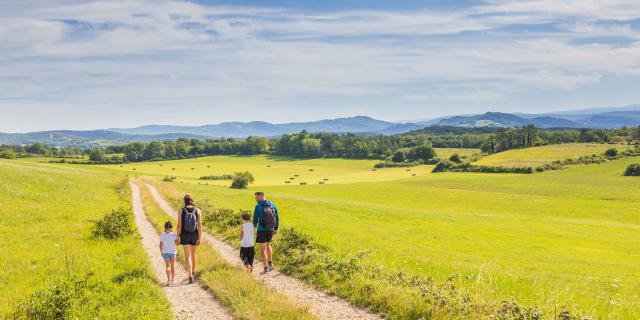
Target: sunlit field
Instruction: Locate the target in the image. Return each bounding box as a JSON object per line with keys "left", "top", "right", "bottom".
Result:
{"left": 0, "top": 160, "right": 170, "bottom": 318}
{"left": 473, "top": 143, "right": 632, "bottom": 168}
{"left": 141, "top": 154, "right": 640, "bottom": 319}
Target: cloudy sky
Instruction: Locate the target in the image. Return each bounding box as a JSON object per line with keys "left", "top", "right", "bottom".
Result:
{"left": 1, "top": 0, "right": 640, "bottom": 132}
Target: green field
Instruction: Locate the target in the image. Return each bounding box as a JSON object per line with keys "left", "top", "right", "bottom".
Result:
{"left": 473, "top": 143, "right": 632, "bottom": 168}
{"left": 0, "top": 160, "right": 170, "bottom": 318}
{"left": 132, "top": 153, "right": 640, "bottom": 319}
{"left": 13, "top": 144, "right": 640, "bottom": 319}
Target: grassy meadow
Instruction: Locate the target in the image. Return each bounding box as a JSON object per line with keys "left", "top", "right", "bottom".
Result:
{"left": 473, "top": 143, "right": 632, "bottom": 168}
{"left": 0, "top": 160, "right": 170, "bottom": 319}
{"left": 134, "top": 152, "right": 640, "bottom": 319}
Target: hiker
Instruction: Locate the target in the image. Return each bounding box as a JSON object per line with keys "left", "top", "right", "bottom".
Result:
{"left": 176, "top": 195, "right": 202, "bottom": 284}
{"left": 239, "top": 213, "right": 255, "bottom": 273}
{"left": 159, "top": 221, "right": 179, "bottom": 286}
{"left": 252, "top": 191, "right": 279, "bottom": 274}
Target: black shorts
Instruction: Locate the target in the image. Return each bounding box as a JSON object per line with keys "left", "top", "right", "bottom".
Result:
{"left": 180, "top": 231, "right": 199, "bottom": 245}
{"left": 256, "top": 230, "right": 274, "bottom": 243}
{"left": 240, "top": 246, "right": 255, "bottom": 267}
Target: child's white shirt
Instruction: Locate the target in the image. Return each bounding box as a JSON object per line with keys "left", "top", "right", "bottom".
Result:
{"left": 160, "top": 233, "right": 177, "bottom": 254}
{"left": 241, "top": 223, "right": 255, "bottom": 248}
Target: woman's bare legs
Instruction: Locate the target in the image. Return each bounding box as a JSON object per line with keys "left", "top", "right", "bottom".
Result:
{"left": 183, "top": 245, "right": 193, "bottom": 277}
{"left": 189, "top": 245, "right": 197, "bottom": 277}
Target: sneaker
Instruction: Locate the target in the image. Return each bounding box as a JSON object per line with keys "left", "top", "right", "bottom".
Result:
{"left": 268, "top": 262, "right": 275, "bottom": 271}
{"left": 261, "top": 267, "right": 269, "bottom": 274}
{"left": 188, "top": 276, "right": 194, "bottom": 284}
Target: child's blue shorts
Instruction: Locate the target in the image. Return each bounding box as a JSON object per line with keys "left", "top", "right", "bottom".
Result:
{"left": 162, "top": 253, "right": 176, "bottom": 261}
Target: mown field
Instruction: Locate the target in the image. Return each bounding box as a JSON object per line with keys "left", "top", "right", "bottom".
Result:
{"left": 0, "top": 160, "right": 170, "bottom": 318}
{"left": 125, "top": 151, "right": 640, "bottom": 319}
{"left": 473, "top": 143, "right": 632, "bottom": 167}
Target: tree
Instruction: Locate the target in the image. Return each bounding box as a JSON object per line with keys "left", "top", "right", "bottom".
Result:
{"left": 604, "top": 148, "right": 618, "bottom": 158}
{"left": 144, "top": 141, "right": 166, "bottom": 160}
{"left": 624, "top": 163, "right": 640, "bottom": 176}
{"left": 391, "top": 150, "right": 407, "bottom": 163}
{"left": 300, "top": 138, "right": 322, "bottom": 157}
{"left": 407, "top": 146, "right": 437, "bottom": 162}
{"left": 0, "top": 149, "right": 16, "bottom": 159}
{"left": 449, "top": 153, "right": 462, "bottom": 163}
{"left": 27, "top": 142, "right": 48, "bottom": 155}
{"left": 230, "top": 171, "right": 255, "bottom": 189}
{"left": 89, "top": 149, "right": 105, "bottom": 162}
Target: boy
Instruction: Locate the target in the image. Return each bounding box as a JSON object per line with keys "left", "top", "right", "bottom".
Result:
{"left": 159, "top": 221, "right": 179, "bottom": 286}
{"left": 239, "top": 213, "right": 255, "bottom": 273}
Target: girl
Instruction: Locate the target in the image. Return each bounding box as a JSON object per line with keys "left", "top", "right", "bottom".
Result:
{"left": 159, "top": 221, "right": 178, "bottom": 286}
{"left": 176, "top": 195, "right": 202, "bottom": 284}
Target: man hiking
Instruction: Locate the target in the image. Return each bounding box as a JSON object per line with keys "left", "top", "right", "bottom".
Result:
{"left": 252, "top": 191, "right": 279, "bottom": 274}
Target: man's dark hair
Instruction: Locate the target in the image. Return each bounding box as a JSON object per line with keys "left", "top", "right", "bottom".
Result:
{"left": 241, "top": 213, "right": 251, "bottom": 221}
{"left": 254, "top": 191, "right": 264, "bottom": 196}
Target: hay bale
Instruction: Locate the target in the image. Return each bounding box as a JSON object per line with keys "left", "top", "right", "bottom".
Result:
{"left": 300, "top": 182, "right": 307, "bottom": 185}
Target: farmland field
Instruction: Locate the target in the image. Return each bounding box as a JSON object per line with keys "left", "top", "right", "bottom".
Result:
{"left": 0, "top": 160, "right": 170, "bottom": 318}
{"left": 473, "top": 143, "right": 632, "bottom": 167}
{"left": 56, "top": 148, "right": 477, "bottom": 187}
{"left": 125, "top": 152, "right": 640, "bottom": 319}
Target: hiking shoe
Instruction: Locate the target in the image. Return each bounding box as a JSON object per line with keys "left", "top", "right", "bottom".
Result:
{"left": 188, "top": 276, "right": 194, "bottom": 284}
{"left": 261, "top": 267, "right": 269, "bottom": 274}
{"left": 268, "top": 262, "right": 275, "bottom": 271}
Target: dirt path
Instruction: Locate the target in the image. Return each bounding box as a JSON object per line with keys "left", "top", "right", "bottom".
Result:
{"left": 130, "top": 181, "right": 234, "bottom": 320}
{"left": 144, "top": 183, "right": 383, "bottom": 320}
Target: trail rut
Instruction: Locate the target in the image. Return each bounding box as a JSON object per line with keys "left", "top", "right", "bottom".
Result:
{"left": 144, "top": 183, "right": 383, "bottom": 320}
{"left": 130, "top": 181, "right": 233, "bottom": 320}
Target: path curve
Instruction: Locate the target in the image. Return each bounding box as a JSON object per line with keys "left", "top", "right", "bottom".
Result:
{"left": 130, "top": 181, "right": 234, "bottom": 320}
{"left": 145, "top": 183, "right": 383, "bottom": 320}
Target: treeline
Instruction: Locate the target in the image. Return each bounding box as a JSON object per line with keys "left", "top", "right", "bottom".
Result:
{"left": 2, "top": 125, "right": 639, "bottom": 163}
{"left": 0, "top": 143, "right": 84, "bottom": 159}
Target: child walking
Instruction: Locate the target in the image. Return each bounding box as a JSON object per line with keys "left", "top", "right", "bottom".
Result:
{"left": 159, "top": 221, "right": 179, "bottom": 286}
{"left": 239, "top": 213, "right": 255, "bottom": 273}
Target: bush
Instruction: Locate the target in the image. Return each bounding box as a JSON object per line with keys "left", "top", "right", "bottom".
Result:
{"left": 200, "top": 174, "right": 233, "bottom": 180}
{"left": 374, "top": 161, "right": 420, "bottom": 168}
{"left": 92, "top": 208, "right": 133, "bottom": 239}
{"left": 624, "top": 163, "right": 640, "bottom": 176}
{"left": 12, "top": 274, "right": 90, "bottom": 320}
{"left": 449, "top": 153, "right": 463, "bottom": 163}
{"left": 604, "top": 148, "right": 618, "bottom": 158}
{"left": 230, "top": 171, "right": 255, "bottom": 189}
{"left": 0, "top": 149, "right": 16, "bottom": 159}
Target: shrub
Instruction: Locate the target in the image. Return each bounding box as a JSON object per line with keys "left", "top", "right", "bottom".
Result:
{"left": 230, "top": 171, "right": 255, "bottom": 189}
{"left": 12, "top": 274, "right": 90, "bottom": 320}
{"left": 0, "top": 149, "right": 16, "bottom": 159}
{"left": 604, "top": 148, "right": 618, "bottom": 158}
{"left": 432, "top": 160, "right": 453, "bottom": 173}
{"left": 200, "top": 174, "right": 233, "bottom": 180}
{"left": 92, "top": 208, "right": 133, "bottom": 239}
{"left": 624, "top": 163, "right": 640, "bottom": 176}
{"left": 449, "top": 153, "right": 463, "bottom": 163}
{"left": 391, "top": 150, "right": 407, "bottom": 163}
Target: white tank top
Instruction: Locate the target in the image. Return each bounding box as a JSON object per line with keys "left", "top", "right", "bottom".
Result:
{"left": 241, "top": 223, "right": 255, "bottom": 248}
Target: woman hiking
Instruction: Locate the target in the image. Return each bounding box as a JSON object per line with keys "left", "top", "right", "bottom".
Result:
{"left": 176, "top": 194, "right": 202, "bottom": 284}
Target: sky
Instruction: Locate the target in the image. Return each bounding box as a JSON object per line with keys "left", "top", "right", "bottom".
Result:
{"left": 1, "top": 0, "right": 640, "bottom": 132}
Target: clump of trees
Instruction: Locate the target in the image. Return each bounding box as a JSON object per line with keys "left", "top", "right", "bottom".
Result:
{"left": 624, "top": 164, "right": 640, "bottom": 176}
{"left": 230, "top": 171, "right": 255, "bottom": 189}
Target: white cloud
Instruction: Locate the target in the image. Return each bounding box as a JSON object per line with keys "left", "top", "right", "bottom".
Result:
{"left": 1, "top": 0, "right": 640, "bottom": 130}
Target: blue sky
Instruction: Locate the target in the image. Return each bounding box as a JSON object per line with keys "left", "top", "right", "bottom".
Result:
{"left": 1, "top": 0, "right": 640, "bottom": 132}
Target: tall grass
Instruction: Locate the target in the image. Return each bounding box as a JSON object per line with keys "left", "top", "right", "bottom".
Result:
{"left": 0, "top": 160, "right": 170, "bottom": 319}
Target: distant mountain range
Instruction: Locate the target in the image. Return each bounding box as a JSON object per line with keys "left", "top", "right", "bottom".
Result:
{"left": 1, "top": 106, "right": 639, "bottom": 147}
